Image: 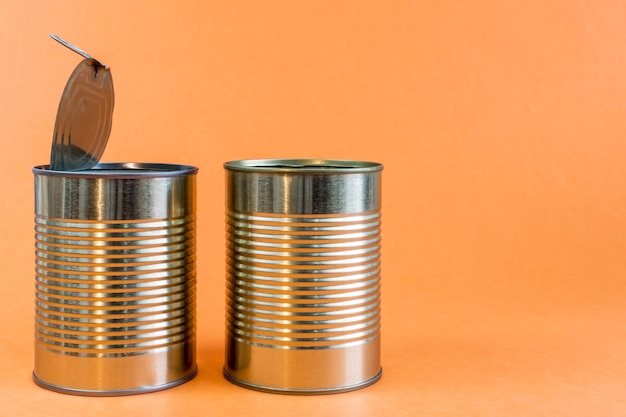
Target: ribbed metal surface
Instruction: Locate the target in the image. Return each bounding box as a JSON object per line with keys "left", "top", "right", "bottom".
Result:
{"left": 35, "top": 216, "right": 196, "bottom": 357}
{"left": 226, "top": 211, "right": 381, "bottom": 350}
{"left": 33, "top": 163, "right": 198, "bottom": 395}
{"left": 223, "top": 159, "right": 383, "bottom": 393}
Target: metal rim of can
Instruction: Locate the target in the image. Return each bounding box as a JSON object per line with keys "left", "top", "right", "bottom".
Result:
{"left": 223, "top": 158, "right": 383, "bottom": 173}
{"left": 33, "top": 162, "right": 199, "bottom": 178}
{"left": 33, "top": 368, "right": 198, "bottom": 397}
{"left": 223, "top": 369, "right": 382, "bottom": 395}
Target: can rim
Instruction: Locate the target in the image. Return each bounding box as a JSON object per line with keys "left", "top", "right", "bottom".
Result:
{"left": 33, "top": 367, "right": 198, "bottom": 397}
{"left": 224, "top": 159, "right": 383, "bottom": 173}
{"left": 33, "top": 162, "right": 198, "bottom": 178}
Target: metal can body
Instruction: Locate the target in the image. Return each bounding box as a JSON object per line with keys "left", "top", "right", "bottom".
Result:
{"left": 224, "top": 159, "right": 383, "bottom": 394}
{"left": 33, "top": 163, "right": 198, "bottom": 396}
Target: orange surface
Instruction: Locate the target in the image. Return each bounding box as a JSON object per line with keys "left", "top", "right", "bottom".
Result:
{"left": 1, "top": 1, "right": 625, "bottom": 415}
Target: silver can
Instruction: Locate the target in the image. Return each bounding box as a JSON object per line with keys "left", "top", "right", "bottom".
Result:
{"left": 224, "top": 159, "right": 383, "bottom": 394}
{"left": 33, "top": 163, "right": 198, "bottom": 396}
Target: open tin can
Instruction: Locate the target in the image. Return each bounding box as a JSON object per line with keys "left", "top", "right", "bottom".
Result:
{"left": 33, "top": 163, "right": 198, "bottom": 395}
{"left": 224, "top": 159, "right": 383, "bottom": 394}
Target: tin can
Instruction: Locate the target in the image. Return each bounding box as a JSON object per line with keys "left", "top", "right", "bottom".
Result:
{"left": 223, "top": 159, "right": 383, "bottom": 394}
{"left": 33, "top": 163, "right": 198, "bottom": 396}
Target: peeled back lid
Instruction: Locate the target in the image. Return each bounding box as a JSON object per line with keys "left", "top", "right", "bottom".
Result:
{"left": 49, "top": 39, "right": 114, "bottom": 171}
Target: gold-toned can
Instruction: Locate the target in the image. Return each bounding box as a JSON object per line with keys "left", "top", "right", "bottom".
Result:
{"left": 224, "top": 159, "right": 383, "bottom": 394}
{"left": 33, "top": 163, "right": 198, "bottom": 396}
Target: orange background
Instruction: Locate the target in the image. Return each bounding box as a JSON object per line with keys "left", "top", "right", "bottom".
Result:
{"left": 1, "top": 1, "right": 625, "bottom": 415}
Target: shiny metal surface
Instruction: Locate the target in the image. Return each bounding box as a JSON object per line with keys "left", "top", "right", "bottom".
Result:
{"left": 50, "top": 34, "right": 107, "bottom": 67}
{"left": 33, "top": 163, "right": 198, "bottom": 395}
{"left": 49, "top": 53, "right": 114, "bottom": 171}
{"left": 224, "top": 159, "right": 383, "bottom": 394}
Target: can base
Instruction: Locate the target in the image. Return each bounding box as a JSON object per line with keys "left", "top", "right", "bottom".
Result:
{"left": 32, "top": 366, "right": 198, "bottom": 397}
{"left": 223, "top": 368, "right": 382, "bottom": 395}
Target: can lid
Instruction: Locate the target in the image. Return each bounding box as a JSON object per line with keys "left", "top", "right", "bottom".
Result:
{"left": 224, "top": 159, "right": 383, "bottom": 173}
{"left": 50, "top": 53, "right": 114, "bottom": 171}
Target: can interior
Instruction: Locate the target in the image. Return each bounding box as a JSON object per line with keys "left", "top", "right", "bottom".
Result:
{"left": 33, "top": 162, "right": 198, "bottom": 178}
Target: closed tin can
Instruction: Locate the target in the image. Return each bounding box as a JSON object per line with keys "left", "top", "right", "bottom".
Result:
{"left": 224, "top": 159, "right": 383, "bottom": 394}
{"left": 33, "top": 163, "right": 198, "bottom": 396}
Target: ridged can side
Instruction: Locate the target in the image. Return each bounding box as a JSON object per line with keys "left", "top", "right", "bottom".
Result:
{"left": 224, "top": 159, "right": 383, "bottom": 394}
{"left": 33, "top": 163, "right": 198, "bottom": 395}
